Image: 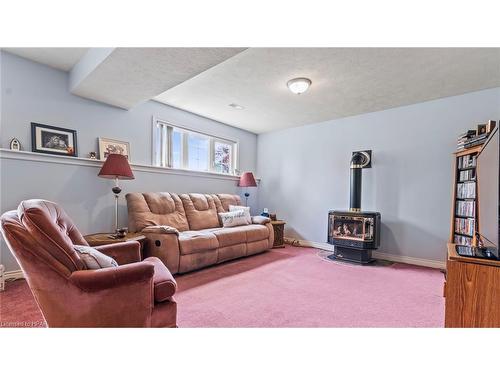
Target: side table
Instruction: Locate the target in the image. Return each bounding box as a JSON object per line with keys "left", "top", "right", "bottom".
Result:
{"left": 270, "top": 220, "right": 286, "bottom": 248}
{"left": 84, "top": 232, "right": 147, "bottom": 259}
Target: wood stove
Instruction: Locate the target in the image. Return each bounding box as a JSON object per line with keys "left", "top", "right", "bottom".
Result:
{"left": 328, "top": 150, "right": 381, "bottom": 263}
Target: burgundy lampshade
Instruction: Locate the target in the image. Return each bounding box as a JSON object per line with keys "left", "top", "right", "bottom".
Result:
{"left": 98, "top": 154, "right": 135, "bottom": 180}
{"left": 238, "top": 172, "right": 257, "bottom": 187}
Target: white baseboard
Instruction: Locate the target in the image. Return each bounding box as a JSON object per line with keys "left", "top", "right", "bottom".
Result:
{"left": 284, "top": 237, "right": 446, "bottom": 270}
{"left": 4, "top": 269, "right": 25, "bottom": 281}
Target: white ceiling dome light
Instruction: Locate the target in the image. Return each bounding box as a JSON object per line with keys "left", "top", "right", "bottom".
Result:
{"left": 287, "top": 77, "right": 312, "bottom": 94}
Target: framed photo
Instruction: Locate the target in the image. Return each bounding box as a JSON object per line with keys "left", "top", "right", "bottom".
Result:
{"left": 477, "top": 124, "right": 487, "bottom": 136}
{"left": 31, "top": 123, "right": 77, "bottom": 157}
{"left": 98, "top": 137, "right": 130, "bottom": 160}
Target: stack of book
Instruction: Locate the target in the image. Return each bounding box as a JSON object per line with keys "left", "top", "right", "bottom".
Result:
{"left": 457, "top": 130, "right": 477, "bottom": 151}
{"left": 463, "top": 133, "right": 489, "bottom": 149}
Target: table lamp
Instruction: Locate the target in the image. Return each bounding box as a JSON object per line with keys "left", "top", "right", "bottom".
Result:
{"left": 98, "top": 154, "right": 135, "bottom": 233}
{"left": 238, "top": 172, "right": 257, "bottom": 206}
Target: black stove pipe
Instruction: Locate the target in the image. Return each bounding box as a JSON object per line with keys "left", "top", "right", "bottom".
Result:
{"left": 349, "top": 152, "right": 368, "bottom": 212}
{"left": 349, "top": 166, "right": 362, "bottom": 211}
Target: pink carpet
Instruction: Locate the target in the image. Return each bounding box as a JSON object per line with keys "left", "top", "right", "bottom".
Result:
{"left": 0, "top": 246, "right": 445, "bottom": 327}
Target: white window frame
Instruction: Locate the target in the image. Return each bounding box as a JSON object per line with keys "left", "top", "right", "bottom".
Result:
{"left": 152, "top": 117, "right": 239, "bottom": 175}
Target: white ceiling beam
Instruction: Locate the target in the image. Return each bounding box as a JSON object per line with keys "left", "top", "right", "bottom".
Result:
{"left": 68, "top": 48, "right": 246, "bottom": 110}
{"left": 69, "top": 48, "right": 115, "bottom": 94}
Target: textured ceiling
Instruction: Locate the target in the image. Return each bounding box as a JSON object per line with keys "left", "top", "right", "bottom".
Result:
{"left": 2, "top": 47, "right": 88, "bottom": 71}
{"left": 69, "top": 48, "right": 246, "bottom": 109}
{"left": 4, "top": 47, "right": 500, "bottom": 134}
{"left": 155, "top": 48, "right": 500, "bottom": 133}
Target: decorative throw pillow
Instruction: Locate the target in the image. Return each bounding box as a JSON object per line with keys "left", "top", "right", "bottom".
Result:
{"left": 228, "top": 205, "right": 252, "bottom": 224}
{"left": 219, "top": 210, "right": 249, "bottom": 228}
{"left": 74, "top": 245, "right": 118, "bottom": 269}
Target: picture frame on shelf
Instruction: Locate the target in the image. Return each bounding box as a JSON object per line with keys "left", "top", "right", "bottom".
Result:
{"left": 98, "top": 137, "right": 130, "bottom": 160}
{"left": 31, "top": 122, "right": 77, "bottom": 157}
{"left": 476, "top": 124, "right": 487, "bottom": 136}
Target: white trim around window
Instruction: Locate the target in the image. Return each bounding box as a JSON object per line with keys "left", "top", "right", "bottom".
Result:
{"left": 152, "top": 117, "right": 240, "bottom": 176}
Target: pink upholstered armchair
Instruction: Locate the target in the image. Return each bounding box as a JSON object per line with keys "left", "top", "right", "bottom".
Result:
{"left": 0, "top": 199, "right": 177, "bottom": 328}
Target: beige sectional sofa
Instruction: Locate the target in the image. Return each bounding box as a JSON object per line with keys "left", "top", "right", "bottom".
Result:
{"left": 126, "top": 193, "right": 274, "bottom": 274}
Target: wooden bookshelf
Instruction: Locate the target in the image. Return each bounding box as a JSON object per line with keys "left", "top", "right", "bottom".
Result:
{"left": 449, "top": 145, "right": 482, "bottom": 246}
{"left": 445, "top": 125, "right": 499, "bottom": 327}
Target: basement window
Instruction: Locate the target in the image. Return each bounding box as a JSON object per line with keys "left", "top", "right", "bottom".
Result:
{"left": 152, "top": 119, "right": 238, "bottom": 175}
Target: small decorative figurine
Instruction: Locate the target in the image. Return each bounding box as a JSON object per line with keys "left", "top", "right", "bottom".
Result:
{"left": 9, "top": 138, "right": 21, "bottom": 151}
{"left": 116, "top": 227, "right": 128, "bottom": 238}
{"left": 88, "top": 151, "right": 97, "bottom": 159}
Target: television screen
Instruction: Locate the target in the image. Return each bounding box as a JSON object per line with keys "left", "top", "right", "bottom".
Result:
{"left": 477, "top": 126, "right": 499, "bottom": 249}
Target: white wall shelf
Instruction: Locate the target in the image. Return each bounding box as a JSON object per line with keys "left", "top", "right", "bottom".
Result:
{"left": 0, "top": 148, "right": 259, "bottom": 182}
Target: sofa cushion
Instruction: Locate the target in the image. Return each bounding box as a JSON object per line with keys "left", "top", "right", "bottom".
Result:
{"left": 208, "top": 226, "right": 248, "bottom": 247}
{"left": 178, "top": 230, "right": 219, "bottom": 255}
{"left": 216, "top": 194, "right": 242, "bottom": 211}
{"left": 245, "top": 224, "right": 271, "bottom": 243}
{"left": 180, "top": 194, "right": 220, "bottom": 230}
{"left": 142, "top": 257, "right": 177, "bottom": 303}
{"left": 126, "top": 192, "right": 189, "bottom": 232}
{"left": 207, "top": 224, "right": 269, "bottom": 247}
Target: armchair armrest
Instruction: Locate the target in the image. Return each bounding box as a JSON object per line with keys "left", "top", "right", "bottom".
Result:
{"left": 252, "top": 216, "right": 271, "bottom": 225}
{"left": 69, "top": 262, "right": 154, "bottom": 292}
{"left": 142, "top": 225, "right": 179, "bottom": 236}
{"left": 142, "top": 257, "right": 177, "bottom": 302}
{"left": 95, "top": 241, "right": 141, "bottom": 265}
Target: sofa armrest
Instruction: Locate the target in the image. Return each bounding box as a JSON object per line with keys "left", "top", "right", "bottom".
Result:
{"left": 141, "top": 232, "right": 181, "bottom": 275}
{"left": 142, "top": 225, "right": 179, "bottom": 236}
{"left": 95, "top": 241, "right": 141, "bottom": 265}
{"left": 69, "top": 262, "right": 154, "bottom": 292}
{"left": 252, "top": 216, "right": 271, "bottom": 225}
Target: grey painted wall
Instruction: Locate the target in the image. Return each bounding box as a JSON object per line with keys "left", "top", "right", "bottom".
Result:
{"left": 257, "top": 88, "right": 500, "bottom": 262}
{"left": 0, "top": 51, "right": 259, "bottom": 272}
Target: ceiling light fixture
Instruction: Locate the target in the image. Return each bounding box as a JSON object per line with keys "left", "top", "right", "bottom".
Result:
{"left": 287, "top": 77, "right": 312, "bottom": 95}
{"left": 229, "top": 103, "right": 244, "bottom": 110}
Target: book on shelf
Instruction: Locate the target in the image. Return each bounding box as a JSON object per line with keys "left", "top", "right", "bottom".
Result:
{"left": 454, "top": 234, "right": 472, "bottom": 246}
{"left": 458, "top": 168, "right": 476, "bottom": 182}
{"left": 456, "top": 181, "right": 476, "bottom": 199}
{"left": 456, "top": 130, "right": 477, "bottom": 150}
{"left": 464, "top": 133, "right": 489, "bottom": 149}
{"left": 456, "top": 200, "right": 475, "bottom": 217}
{"left": 457, "top": 154, "right": 476, "bottom": 169}
{"left": 455, "top": 217, "right": 475, "bottom": 237}
{"left": 456, "top": 122, "right": 497, "bottom": 150}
